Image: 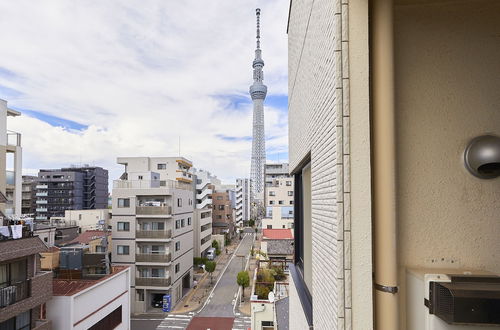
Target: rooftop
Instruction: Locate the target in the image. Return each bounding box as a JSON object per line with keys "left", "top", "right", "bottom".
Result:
{"left": 52, "top": 266, "right": 128, "bottom": 296}
{"left": 67, "top": 230, "right": 110, "bottom": 245}
{"left": 262, "top": 229, "right": 293, "bottom": 240}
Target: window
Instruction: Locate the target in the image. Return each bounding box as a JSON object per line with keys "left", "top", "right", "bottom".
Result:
{"left": 187, "top": 217, "right": 191, "bottom": 225}
{"left": 117, "top": 245, "right": 129, "bottom": 255}
{"left": 138, "top": 175, "right": 143, "bottom": 180}
{"left": 175, "top": 220, "right": 181, "bottom": 229}
{"left": 175, "top": 263, "right": 180, "bottom": 273}
{"left": 216, "top": 196, "right": 223, "bottom": 200}
{"left": 117, "top": 222, "right": 130, "bottom": 231}
{"left": 267, "top": 225, "right": 272, "bottom": 229}
{"left": 181, "top": 219, "right": 185, "bottom": 227}
{"left": 269, "top": 191, "right": 275, "bottom": 196}
{"left": 96, "top": 246, "right": 106, "bottom": 253}
{"left": 289, "top": 210, "right": 293, "bottom": 215}
{"left": 286, "top": 181, "right": 292, "bottom": 186}
{"left": 189, "top": 199, "right": 192, "bottom": 206}
{"left": 290, "top": 201, "right": 294, "bottom": 205}
{"left": 278, "top": 200, "right": 284, "bottom": 205}
{"left": 288, "top": 191, "right": 294, "bottom": 196}
{"left": 117, "top": 198, "right": 130, "bottom": 208}
{"left": 269, "top": 201, "right": 274, "bottom": 205}
{"left": 283, "top": 225, "right": 286, "bottom": 229}
{"left": 157, "top": 164, "right": 167, "bottom": 170}
{"left": 218, "top": 205, "right": 224, "bottom": 210}
{"left": 151, "top": 268, "right": 164, "bottom": 277}
{"left": 177, "top": 198, "right": 182, "bottom": 207}
{"left": 218, "top": 215, "right": 222, "bottom": 219}
{"left": 175, "top": 241, "right": 180, "bottom": 251}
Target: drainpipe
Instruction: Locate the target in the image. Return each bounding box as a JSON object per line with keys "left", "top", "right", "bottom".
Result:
{"left": 371, "top": 0, "right": 399, "bottom": 329}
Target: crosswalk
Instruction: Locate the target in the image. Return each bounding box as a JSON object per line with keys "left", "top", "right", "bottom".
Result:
{"left": 156, "top": 312, "right": 194, "bottom": 329}
{"left": 155, "top": 312, "right": 251, "bottom": 330}
{"left": 232, "top": 314, "right": 251, "bottom": 330}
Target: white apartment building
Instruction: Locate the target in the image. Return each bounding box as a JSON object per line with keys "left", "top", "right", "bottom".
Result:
{"left": 0, "top": 99, "right": 22, "bottom": 217}
{"left": 264, "top": 163, "right": 289, "bottom": 187}
{"left": 111, "top": 157, "right": 194, "bottom": 314}
{"left": 288, "top": 1, "right": 500, "bottom": 330}
{"left": 65, "top": 209, "right": 111, "bottom": 232}
{"left": 235, "top": 178, "right": 250, "bottom": 227}
{"left": 263, "top": 176, "right": 294, "bottom": 230}
{"left": 192, "top": 168, "right": 220, "bottom": 258}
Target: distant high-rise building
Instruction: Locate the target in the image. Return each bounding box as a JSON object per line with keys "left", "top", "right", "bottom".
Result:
{"left": 21, "top": 175, "right": 38, "bottom": 215}
{"left": 235, "top": 178, "right": 251, "bottom": 226}
{"left": 249, "top": 8, "right": 267, "bottom": 219}
{"left": 35, "top": 166, "right": 108, "bottom": 221}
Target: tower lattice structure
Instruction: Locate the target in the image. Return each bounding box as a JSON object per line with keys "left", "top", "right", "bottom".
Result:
{"left": 249, "top": 8, "right": 267, "bottom": 219}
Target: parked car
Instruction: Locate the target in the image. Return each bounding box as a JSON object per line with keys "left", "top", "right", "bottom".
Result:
{"left": 206, "top": 248, "right": 216, "bottom": 260}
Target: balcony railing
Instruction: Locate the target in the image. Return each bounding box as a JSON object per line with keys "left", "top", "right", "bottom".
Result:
{"left": 36, "top": 208, "right": 47, "bottom": 212}
{"left": 0, "top": 280, "right": 30, "bottom": 308}
{"left": 36, "top": 200, "right": 48, "bottom": 204}
{"left": 135, "top": 277, "right": 171, "bottom": 287}
{"left": 136, "top": 229, "right": 172, "bottom": 239}
{"left": 36, "top": 192, "right": 48, "bottom": 197}
{"left": 113, "top": 179, "right": 192, "bottom": 191}
{"left": 36, "top": 184, "right": 48, "bottom": 189}
{"left": 136, "top": 253, "right": 172, "bottom": 263}
{"left": 136, "top": 205, "right": 171, "bottom": 215}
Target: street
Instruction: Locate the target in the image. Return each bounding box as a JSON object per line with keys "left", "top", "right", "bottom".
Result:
{"left": 153, "top": 232, "right": 254, "bottom": 330}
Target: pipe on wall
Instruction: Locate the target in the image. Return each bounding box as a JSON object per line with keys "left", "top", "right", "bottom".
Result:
{"left": 371, "top": 0, "right": 399, "bottom": 329}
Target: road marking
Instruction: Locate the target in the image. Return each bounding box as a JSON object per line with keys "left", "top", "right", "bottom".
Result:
{"left": 196, "top": 234, "right": 251, "bottom": 315}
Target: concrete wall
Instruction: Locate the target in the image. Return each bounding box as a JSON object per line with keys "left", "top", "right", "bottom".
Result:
{"left": 394, "top": 1, "right": 500, "bottom": 327}
{"left": 65, "top": 209, "right": 110, "bottom": 232}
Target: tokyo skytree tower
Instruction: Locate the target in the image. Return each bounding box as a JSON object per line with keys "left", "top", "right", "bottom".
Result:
{"left": 249, "top": 8, "right": 267, "bottom": 217}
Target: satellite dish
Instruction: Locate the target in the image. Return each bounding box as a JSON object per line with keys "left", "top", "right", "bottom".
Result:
{"left": 268, "top": 291, "right": 275, "bottom": 303}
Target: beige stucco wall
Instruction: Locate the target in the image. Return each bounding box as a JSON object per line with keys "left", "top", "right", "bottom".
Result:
{"left": 395, "top": 1, "right": 500, "bottom": 327}
{"left": 395, "top": 0, "right": 500, "bottom": 273}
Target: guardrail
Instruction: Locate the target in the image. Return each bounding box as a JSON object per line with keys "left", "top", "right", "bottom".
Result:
{"left": 135, "top": 277, "right": 171, "bottom": 287}
{"left": 136, "top": 229, "right": 172, "bottom": 239}
{"left": 136, "top": 253, "right": 171, "bottom": 263}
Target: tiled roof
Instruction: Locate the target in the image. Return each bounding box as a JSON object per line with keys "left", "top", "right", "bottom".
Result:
{"left": 262, "top": 229, "right": 293, "bottom": 240}
{"left": 52, "top": 266, "right": 128, "bottom": 296}
{"left": 67, "top": 230, "right": 110, "bottom": 245}
{"left": 266, "top": 240, "right": 294, "bottom": 255}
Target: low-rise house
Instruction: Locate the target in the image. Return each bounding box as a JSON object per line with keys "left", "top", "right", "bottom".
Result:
{"left": 261, "top": 229, "right": 294, "bottom": 263}
{"left": 47, "top": 266, "right": 131, "bottom": 330}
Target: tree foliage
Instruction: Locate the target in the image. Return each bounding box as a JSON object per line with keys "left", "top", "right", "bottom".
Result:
{"left": 237, "top": 271, "right": 250, "bottom": 297}
{"left": 205, "top": 261, "right": 216, "bottom": 284}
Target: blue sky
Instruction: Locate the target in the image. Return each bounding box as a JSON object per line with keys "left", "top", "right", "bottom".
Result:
{"left": 0, "top": 1, "right": 289, "bottom": 183}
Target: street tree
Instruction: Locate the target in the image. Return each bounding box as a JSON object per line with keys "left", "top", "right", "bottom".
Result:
{"left": 237, "top": 271, "right": 250, "bottom": 298}
{"left": 205, "top": 261, "right": 216, "bottom": 284}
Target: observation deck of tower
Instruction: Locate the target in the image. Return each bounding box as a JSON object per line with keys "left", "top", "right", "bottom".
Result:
{"left": 249, "top": 8, "right": 267, "bottom": 216}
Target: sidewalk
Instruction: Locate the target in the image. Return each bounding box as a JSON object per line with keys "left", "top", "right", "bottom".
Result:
{"left": 238, "top": 234, "right": 261, "bottom": 316}
{"left": 171, "top": 238, "right": 241, "bottom": 314}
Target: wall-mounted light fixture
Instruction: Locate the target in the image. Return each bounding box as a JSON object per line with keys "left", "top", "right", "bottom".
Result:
{"left": 464, "top": 135, "right": 500, "bottom": 179}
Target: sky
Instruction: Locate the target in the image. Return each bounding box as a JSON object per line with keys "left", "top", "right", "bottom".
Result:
{"left": 0, "top": 0, "right": 289, "bottom": 185}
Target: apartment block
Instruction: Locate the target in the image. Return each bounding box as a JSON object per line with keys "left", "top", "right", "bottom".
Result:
{"left": 36, "top": 166, "right": 109, "bottom": 221}
{"left": 288, "top": 1, "right": 500, "bottom": 329}
{"left": 211, "top": 187, "right": 236, "bottom": 236}
{"left": 111, "top": 157, "right": 194, "bottom": 314}
{"left": 235, "top": 178, "right": 251, "bottom": 227}
{"left": 263, "top": 175, "right": 294, "bottom": 230}
{"left": 264, "top": 163, "right": 289, "bottom": 187}
{"left": 64, "top": 209, "right": 111, "bottom": 232}
{"left": 21, "top": 176, "right": 38, "bottom": 215}
{"left": 0, "top": 100, "right": 22, "bottom": 218}
{"left": 0, "top": 224, "right": 53, "bottom": 329}
{"left": 192, "top": 169, "right": 219, "bottom": 258}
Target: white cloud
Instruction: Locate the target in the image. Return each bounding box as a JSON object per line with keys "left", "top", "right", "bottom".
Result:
{"left": 0, "top": 0, "right": 289, "bottom": 184}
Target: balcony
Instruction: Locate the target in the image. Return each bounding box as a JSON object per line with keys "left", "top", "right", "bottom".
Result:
{"left": 135, "top": 277, "right": 171, "bottom": 287}
{"left": 35, "top": 216, "right": 47, "bottom": 221}
{"left": 6, "top": 131, "right": 21, "bottom": 147}
{"left": 0, "top": 280, "right": 30, "bottom": 308}
{"left": 36, "top": 208, "right": 47, "bottom": 212}
{"left": 136, "top": 205, "right": 171, "bottom": 216}
{"left": 136, "top": 229, "right": 172, "bottom": 240}
{"left": 36, "top": 200, "right": 48, "bottom": 204}
{"left": 36, "top": 192, "right": 48, "bottom": 197}
{"left": 136, "top": 253, "right": 171, "bottom": 263}
{"left": 36, "top": 184, "right": 48, "bottom": 189}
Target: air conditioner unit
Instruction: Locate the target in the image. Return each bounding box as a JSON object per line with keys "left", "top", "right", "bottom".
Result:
{"left": 407, "top": 269, "right": 500, "bottom": 330}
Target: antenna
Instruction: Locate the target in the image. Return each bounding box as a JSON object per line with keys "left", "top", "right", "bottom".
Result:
{"left": 256, "top": 8, "right": 261, "bottom": 49}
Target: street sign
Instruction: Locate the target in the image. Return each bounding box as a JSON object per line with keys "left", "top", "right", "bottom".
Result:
{"left": 162, "top": 294, "right": 171, "bottom": 312}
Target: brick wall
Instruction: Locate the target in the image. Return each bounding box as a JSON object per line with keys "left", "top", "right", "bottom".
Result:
{"left": 288, "top": 0, "right": 351, "bottom": 329}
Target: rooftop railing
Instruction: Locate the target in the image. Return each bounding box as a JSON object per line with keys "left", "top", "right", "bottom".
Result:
{"left": 113, "top": 179, "right": 192, "bottom": 191}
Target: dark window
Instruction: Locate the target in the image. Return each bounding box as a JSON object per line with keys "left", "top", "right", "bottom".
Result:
{"left": 117, "top": 198, "right": 130, "bottom": 208}
{"left": 88, "top": 305, "right": 122, "bottom": 330}
{"left": 267, "top": 225, "right": 272, "bottom": 229}
{"left": 187, "top": 217, "right": 191, "bottom": 225}
{"left": 175, "top": 241, "right": 180, "bottom": 251}
{"left": 117, "top": 222, "right": 130, "bottom": 231}
{"left": 177, "top": 198, "right": 182, "bottom": 207}
{"left": 157, "top": 164, "right": 167, "bottom": 170}
{"left": 175, "top": 263, "right": 180, "bottom": 273}
{"left": 117, "top": 245, "right": 129, "bottom": 255}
